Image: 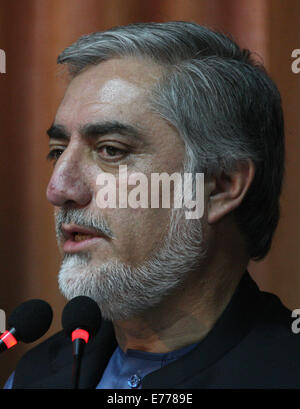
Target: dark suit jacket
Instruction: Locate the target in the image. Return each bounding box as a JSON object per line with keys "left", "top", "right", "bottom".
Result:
{"left": 11, "top": 273, "right": 300, "bottom": 388}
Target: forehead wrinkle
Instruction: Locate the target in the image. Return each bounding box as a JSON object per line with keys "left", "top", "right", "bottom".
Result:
{"left": 54, "top": 81, "right": 151, "bottom": 140}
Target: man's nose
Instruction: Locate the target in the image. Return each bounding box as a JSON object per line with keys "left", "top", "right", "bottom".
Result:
{"left": 46, "top": 145, "right": 92, "bottom": 207}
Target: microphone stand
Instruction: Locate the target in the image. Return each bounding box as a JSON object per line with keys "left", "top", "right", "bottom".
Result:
{"left": 72, "top": 337, "right": 86, "bottom": 389}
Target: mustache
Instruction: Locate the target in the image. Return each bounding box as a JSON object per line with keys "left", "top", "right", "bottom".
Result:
{"left": 55, "top": 208, "right": 114, "bottom": 241}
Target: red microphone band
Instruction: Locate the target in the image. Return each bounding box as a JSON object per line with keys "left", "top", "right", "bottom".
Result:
{"left": 0, "top": 330, "right": 18, "bottom": 349}
{"left": 71, "top": 329, "right": 89, "bottom": 344}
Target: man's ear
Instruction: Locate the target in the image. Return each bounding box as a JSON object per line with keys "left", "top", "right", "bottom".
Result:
{"left": 207, "top": 159, "right": 255, "bottom": 224}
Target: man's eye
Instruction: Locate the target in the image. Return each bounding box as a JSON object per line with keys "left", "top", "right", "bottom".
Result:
{"left": 98, "top": 145, "right": 128, "bottom": 160}
{"left": 46, "top": 149, "right": 64, "bottom": 163}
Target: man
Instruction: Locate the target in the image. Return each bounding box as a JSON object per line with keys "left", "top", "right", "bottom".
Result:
{"left": 5, "top": 21, "right": 300, "bottom": 389}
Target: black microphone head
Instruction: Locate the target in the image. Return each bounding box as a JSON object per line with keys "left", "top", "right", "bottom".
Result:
{"left": 8, "top": 299, "right": 53, "bottom": 343}
{"left": 62, "top": 296, "right": 102, "bottom": 339}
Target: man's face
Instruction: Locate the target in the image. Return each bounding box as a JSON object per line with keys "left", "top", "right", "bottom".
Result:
{"left": 47, "top": 58, "right": 185, "bottom": 265}
{"left": 46, "top": 58, "right": 206, "bottom": 320}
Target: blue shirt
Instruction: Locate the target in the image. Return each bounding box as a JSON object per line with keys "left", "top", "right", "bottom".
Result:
{"left": 97, "top": 343, "right": 198, "bottom": 389}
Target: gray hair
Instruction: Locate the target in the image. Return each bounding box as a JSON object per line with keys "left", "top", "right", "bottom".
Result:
{"left": 57, "top": 21, "right": 285, "bottom": 261}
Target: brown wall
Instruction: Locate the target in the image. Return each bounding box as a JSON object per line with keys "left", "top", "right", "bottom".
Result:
{"left": 0, "top": 0, "right": 299, "bottom": 387}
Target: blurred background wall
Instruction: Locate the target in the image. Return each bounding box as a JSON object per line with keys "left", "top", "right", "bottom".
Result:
{"left": 0, "top": 0, "right": 299, "bottom": 387}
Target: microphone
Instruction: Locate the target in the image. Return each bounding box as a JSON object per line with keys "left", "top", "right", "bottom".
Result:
{"left": 61, "top": 296, "right": 102, "bottom": 389}
{"left": 0, "top": 299, "right": 53, "bottom": 353}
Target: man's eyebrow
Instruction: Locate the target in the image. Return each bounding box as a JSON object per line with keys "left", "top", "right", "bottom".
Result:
{"left": 46, "top": 124, "right": 69, "bottom": 140}
{"left": 47, "top": 121, "right": 147, "bottom": 144}
{"left": 79, "top": 120, "right": 147, "bottom": 144}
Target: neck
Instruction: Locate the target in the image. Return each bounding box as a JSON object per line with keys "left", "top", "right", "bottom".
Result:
{"left": 113, "top": 261, "right": 247, "bottom": 353}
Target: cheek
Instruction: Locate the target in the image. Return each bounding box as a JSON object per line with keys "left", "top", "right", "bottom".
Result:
{"left": 103, "top": 206, "right": 171, "bottom": 265}
{"left": 92, "top": 167, "right": 175, "bottom": 264}
{"left": 114, "top": 172, "right": 172, "bottom": 242}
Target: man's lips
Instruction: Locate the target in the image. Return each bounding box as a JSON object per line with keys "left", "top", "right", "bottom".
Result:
{"left": 61, "top": 223, "right": 107, "bottom": 253}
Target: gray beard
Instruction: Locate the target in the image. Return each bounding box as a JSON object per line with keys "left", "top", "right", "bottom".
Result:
{"left": 57, "top": 207, "right": 207, "bottom": 321}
